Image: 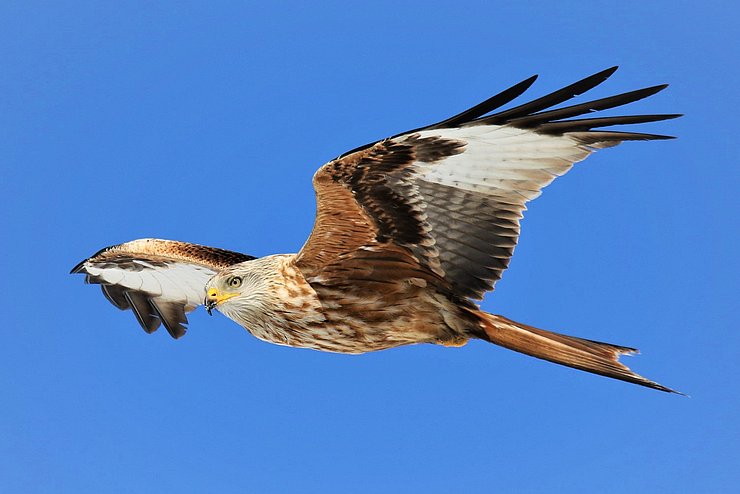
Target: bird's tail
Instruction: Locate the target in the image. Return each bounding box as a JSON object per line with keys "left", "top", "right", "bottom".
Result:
{"left": 473, "top": 311, "right": 680, "bottom": 394}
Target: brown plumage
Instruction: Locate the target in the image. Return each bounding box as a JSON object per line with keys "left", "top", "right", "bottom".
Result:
{"left": 72, "top": 67, "right": 681, "bottom": 393}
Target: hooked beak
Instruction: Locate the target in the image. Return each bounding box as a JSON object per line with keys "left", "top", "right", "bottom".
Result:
{"left": 204, "top": 288, "right": 238, "bottom": 316}
{"left": 205, "top": 297, "right": 216, "bottom": 316}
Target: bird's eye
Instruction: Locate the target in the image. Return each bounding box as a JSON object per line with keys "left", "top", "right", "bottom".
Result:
{"left": 228, "top": 276, "right": 242, "bottom": 288}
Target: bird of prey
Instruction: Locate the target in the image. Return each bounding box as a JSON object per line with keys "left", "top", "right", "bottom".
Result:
{"left": 72, "top": 67, "right": 680, "bottom": 393}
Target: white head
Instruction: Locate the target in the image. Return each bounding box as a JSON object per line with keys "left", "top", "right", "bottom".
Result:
{"left": 203, "top": 259, "right": 275, "bottom": 326}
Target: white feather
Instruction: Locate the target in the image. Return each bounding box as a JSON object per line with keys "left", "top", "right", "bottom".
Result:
{"left": 83, "top": 260, "right": 217, "bottom": 308}
{"left": 414, "top": 126, "right": 592, "bottom": 201}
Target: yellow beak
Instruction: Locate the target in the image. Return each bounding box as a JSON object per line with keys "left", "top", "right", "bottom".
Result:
{"left": 204, "top": 288, "right": 239, "bottom": 315}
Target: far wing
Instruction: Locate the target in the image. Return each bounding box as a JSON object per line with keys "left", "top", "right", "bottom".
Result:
{"left": 71, "top": 238, "right": 255, "bottom": 338}
{"left": 296, "top": 67, "right": 679, "bottom": 300}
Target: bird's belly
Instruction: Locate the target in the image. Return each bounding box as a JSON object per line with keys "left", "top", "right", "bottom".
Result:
{"left": 248, "top": 319, "right": 432, "bottom": 354}
{"left": 244, "top": 300, "right": 457, "bottom": 354}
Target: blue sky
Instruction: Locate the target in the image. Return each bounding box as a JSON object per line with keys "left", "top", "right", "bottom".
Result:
{"left": 1, "top": 2, "right": 738, "bottom": 492}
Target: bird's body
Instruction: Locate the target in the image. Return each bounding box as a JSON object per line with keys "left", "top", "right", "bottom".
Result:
{"left": 215, "top": 253, "right": 471, "bottom": 353}
{"left": 73, "top": 67, "right": 681, "bottom": 393}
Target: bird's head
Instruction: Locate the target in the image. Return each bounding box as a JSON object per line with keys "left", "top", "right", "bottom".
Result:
{"left": 203, "top": 258, "right": 274, "bottom": 324}
{"left": 204, "top": 272, "right": 244, "bottom": 315}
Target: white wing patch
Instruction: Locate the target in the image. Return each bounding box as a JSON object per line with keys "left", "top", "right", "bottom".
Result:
{"left": 415, "top": 126, "right": 590, "bottom": 202}
{"left": 82, "top": 261, "right": 216, "bottom": 309}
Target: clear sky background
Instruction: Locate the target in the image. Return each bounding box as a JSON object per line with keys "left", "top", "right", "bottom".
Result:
{"left": 1, "top": 2, "right": 738, "bottom": 493}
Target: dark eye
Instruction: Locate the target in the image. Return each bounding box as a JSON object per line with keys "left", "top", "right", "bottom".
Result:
{"left": 228, "top": 276, "right": 242, "bottom": 288}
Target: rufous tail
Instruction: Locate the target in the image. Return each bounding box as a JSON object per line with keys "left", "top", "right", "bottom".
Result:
{"left": 475, "top": 311, "right": 680, "bottom": 394}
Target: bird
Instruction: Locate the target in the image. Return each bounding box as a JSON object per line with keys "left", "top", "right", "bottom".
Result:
{"left": 72, "top": 67, "right": 681, "bottom": 393}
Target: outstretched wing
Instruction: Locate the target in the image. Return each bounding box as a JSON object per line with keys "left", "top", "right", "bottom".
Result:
{"left": 296, "top": 67, "right": 679, "bottom": 300}
{"left": 71, "top": 238, "right": 255, "bottom": 338}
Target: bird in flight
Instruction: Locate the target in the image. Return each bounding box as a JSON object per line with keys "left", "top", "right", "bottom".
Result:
{"left": 72, "top": 67, "right": 681, "bottom": 393}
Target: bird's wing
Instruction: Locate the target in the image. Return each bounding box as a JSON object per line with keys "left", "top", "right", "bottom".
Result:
{"left": 295, "top": 67, "right": 679, "bottom": 299}
{"left": 71, "top": 238, "right": 255, "bottom": 338}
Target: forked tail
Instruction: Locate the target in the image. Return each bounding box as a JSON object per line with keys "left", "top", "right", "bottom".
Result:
{"left": 474, "top": 311, "right": 680, "bottom": 394}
